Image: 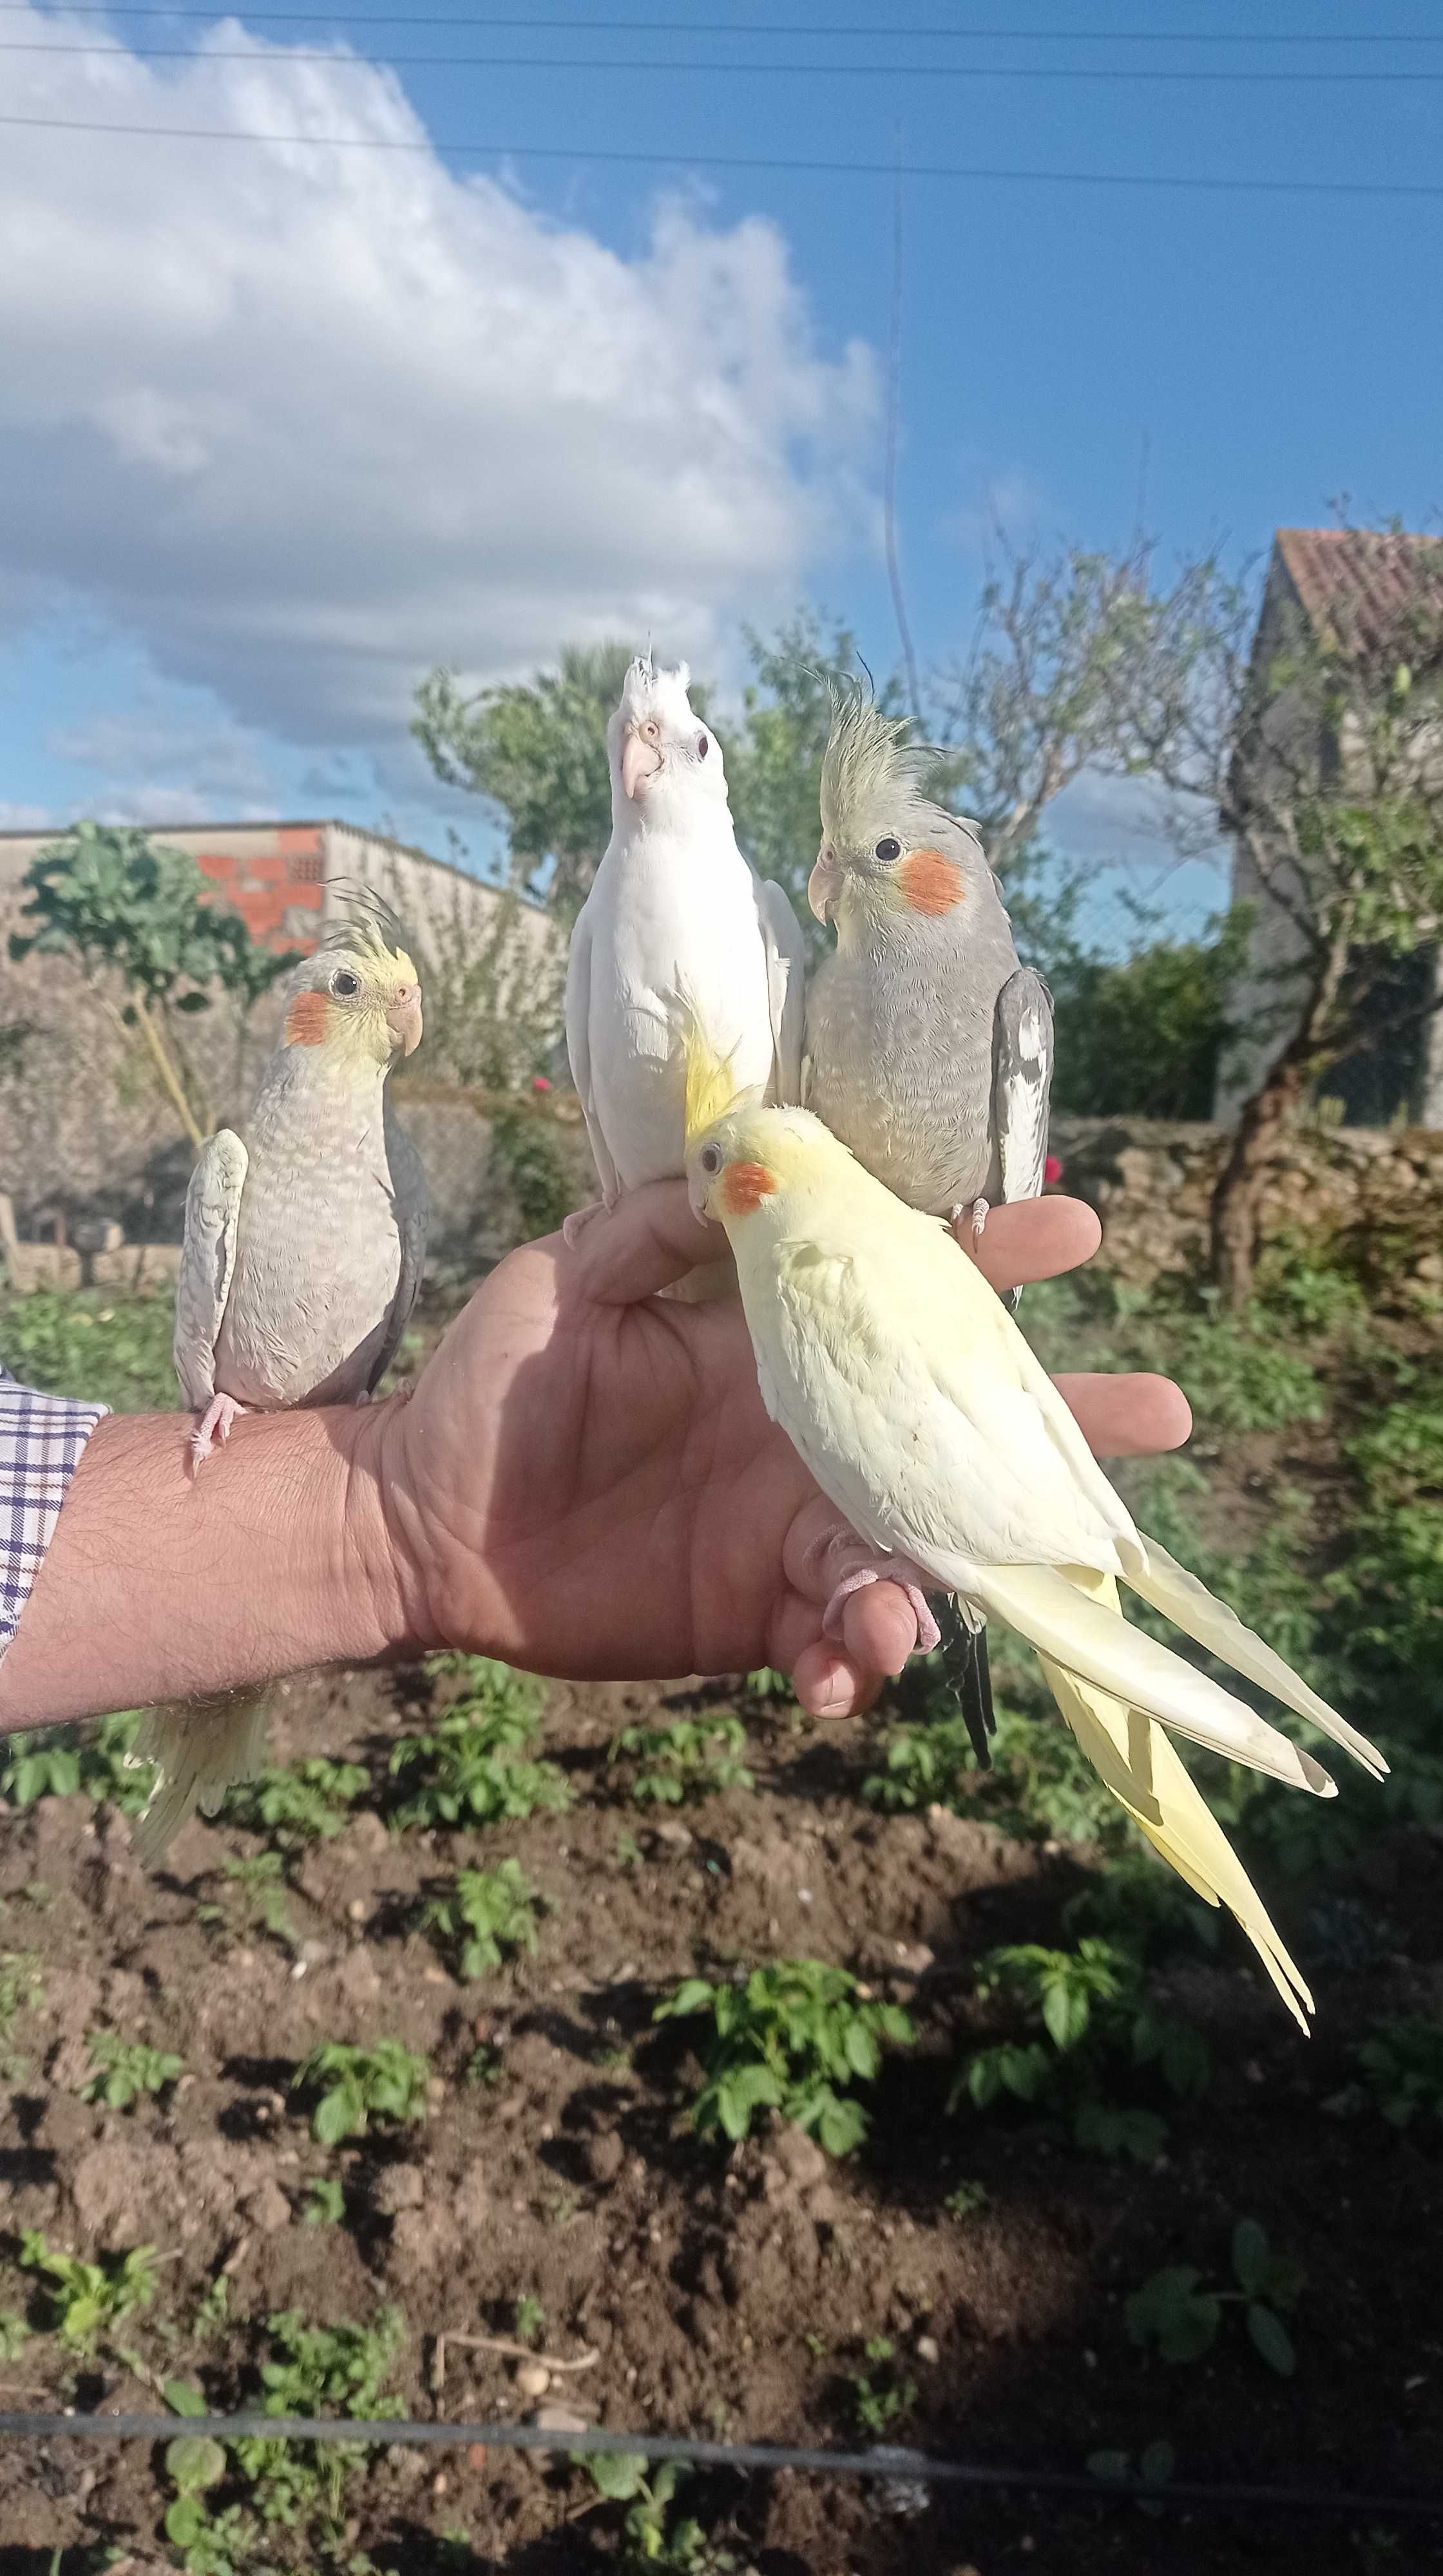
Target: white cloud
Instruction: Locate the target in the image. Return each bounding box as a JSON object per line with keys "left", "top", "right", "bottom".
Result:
{"left": 0, "top": 12, "right": 877, "bottom": 750}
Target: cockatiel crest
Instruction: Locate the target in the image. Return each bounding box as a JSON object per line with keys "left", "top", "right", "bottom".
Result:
{"left": 606, "top": 654, "right": 727, "bottom": 817}
{"left": 677, "top": 999, "right": 759, "bottom": 1148}
{"left": 812, "top": 686, "right": 988, "bottom": 930}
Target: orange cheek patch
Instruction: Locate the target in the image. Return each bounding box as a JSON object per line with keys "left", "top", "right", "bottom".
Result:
{"left": 722, "top": 1161, "right": 778, "bottom": 1218}
{"left": 285, "top": 990, "right": 332, "bottom": 1046}
{"left": 897, "top": 848, "right": 966, "bottom": 917}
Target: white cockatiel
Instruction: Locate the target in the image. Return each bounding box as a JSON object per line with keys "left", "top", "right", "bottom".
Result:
{"left": 682, "top": 1045, "right": 1386, "bottom": 2026}
{"left": 566, "top": 657, "right": 804, "bottom": 1242}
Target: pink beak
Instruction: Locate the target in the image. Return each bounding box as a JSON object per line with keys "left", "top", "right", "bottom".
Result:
{"left": 808, "top": 847, "right": 843, "bottom": 925}
{"left": 621, "top": 725, "right": 662, "bottom": 802}
{"left": 387, "top": 985, "right": 423, "bottom": 1057}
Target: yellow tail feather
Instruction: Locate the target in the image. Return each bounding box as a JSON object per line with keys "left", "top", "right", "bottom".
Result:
{"left": 131, "top": 1690, "right": 271, "bottom": 1868}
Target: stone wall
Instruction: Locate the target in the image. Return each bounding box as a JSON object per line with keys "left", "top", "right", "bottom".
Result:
{"left": 1053, "top": 1114, "right": 1443, "bottom": 1300}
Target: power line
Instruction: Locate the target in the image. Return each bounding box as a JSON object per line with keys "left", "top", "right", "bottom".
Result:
{"left": 8, "top": 40, "right": 1443, "bottom": 79}
{"left": 3, "top": 111, "right": 1442, "bottom": 198}
{"left": 5, "top": 2413, "right": 1443, "bottom": 2521}
{"left": 3, "top": 9, "right": 1442, "bottom": 35}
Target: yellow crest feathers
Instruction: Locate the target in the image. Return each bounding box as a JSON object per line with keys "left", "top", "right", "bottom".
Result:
{"left": 675, "top": 994, "right": 746, "bottom": 1144}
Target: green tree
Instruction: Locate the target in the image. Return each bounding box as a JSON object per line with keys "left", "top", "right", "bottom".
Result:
{"left": 1011, "top": 864, "right": 1247, "bottom": 1121}
{"left": 8, "top": 821, "right": 298, "bottom": 1151}
{"left": 412, "top": 642, "right": 652, "bottom": 917}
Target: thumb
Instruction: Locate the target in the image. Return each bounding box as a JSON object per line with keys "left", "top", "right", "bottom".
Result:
{"left": 566, "top": 1179, "right": 729, "bottom": 1307}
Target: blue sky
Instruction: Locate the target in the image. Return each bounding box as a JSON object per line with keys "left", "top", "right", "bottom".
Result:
{"left": 1, "top": 0, "right": 1440, "bottom": 940}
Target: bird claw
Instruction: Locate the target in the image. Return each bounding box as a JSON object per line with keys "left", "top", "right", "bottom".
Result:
{"left": 562, "top": 1202, "right": 607, "bottom": 1250}
{"left": 949, "top": 1197, "right": 990, "bottom": 1249}
{"left": 190, "top": 1394, "right": 245, "bottom": 1474}
{"left": 822, "top": 1560, "right": 942, "bottom": 1658}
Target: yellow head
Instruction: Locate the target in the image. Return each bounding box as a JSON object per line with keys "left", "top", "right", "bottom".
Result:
{"left": 810, "top": 685, "right": 988, "bottom": 942}
{"left": 681, "top": 1016, "right": 832, "bottom": 1229}
{"left": 283, "top": 904, "right": 422, "bottom": 1070}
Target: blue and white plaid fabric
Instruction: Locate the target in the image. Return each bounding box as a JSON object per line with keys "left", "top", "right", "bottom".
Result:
{"left": 0, "top": 1369, "right": 108, "bottom": 1655}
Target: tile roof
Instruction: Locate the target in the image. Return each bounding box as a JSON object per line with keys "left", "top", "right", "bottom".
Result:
{"left": 1275, "top": 526, "right": 1443, "bottom": 653}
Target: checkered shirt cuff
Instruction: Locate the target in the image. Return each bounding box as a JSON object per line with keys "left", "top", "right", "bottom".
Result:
{"left": 0, "top": 1368, "right": 109, "bottom": 1656}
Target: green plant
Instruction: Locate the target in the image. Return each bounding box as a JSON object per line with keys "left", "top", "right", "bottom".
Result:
{"left": 512, "top": 2294, "right": 546, "bottom": 2347}
{"left": 1126, "top": 2219, "right": 1303, "bottom": 2376}
{"left": 225, "top": 1756, "right": 368, "bottom": 1847}
{"left": 849, "top": 2335, "right": 916, "bottom": 2438}
{"left": 861, "top": 1711, "right": 980, "bottom": 1814}
{"left": 390, "top": 1659, "right": 568, "bottom": 1830}
{"left": 198, "top": 1851, "right": 300, "bottom": 1954}
{"left": 0, "top": 1293, "right": 178, "bottom": 1415}
{"left": 656, "top": 1960, "right": 914, "bottom": 2155}
{"left": 944, "top": 2179, "right": 989, "bottom": 2221}
{"left": 234, "top": 2305, "right": 406, "bottom": 2529}
{"left": 463, "top": 2043, "right": 506, "bottom": 2091}
{"left": 303, "top": 2177, "right": 347, "bottom": 2227}
{"left": 582, "top": 2452, "right": 736, "bottom": 2573}
{"left": 743, "top": 1667, "right": 793, "bottom": 1702}
{"left": 0, "top": 1949, "right": 43, "bottom": 2079}
{"left": 19, "top": 2233, "right": 160, "bottom": 2353}
{"left": 294, "top": 2040, "right": 432, "bottom": 2146}
{"left": 163, "top": 2432, "right": 230, "bottom": 2552}
{"left": 949, "top": 1939, "right": 1209, "bottom": 2161}
{"left": 609, "top": 1715, "right": 754, "bottom": 1806}
{"left": 80, "top": 2029, "right": 184, "bottom": 2109}
{"left": 1, "top": 1732, "right": 81, "bottom": 1805}
{"left": 1351, "top": 2016, "right": 1443, "bottom": 2129}
{"left": 191, "top": 2273, "right": 232, "bottom": 2344}
{"left": 1087, "top": 2439, "right": 1176, "bottom": 2517}
{"left": 0, "top": 2311, "right": 32, "bottom": 2363}
{"left": 422, "top": 1860, "right": 541, "bottom": 1980}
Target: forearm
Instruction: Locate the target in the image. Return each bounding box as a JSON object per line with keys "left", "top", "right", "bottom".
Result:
{"left": 0, "top": 1400, "right": 425, "bottom": 1727}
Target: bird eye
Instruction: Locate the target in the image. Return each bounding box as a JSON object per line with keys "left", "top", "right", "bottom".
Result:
{"left": 696, "top": 733, "right": 709, "bottom": 760}
{"left": 874, "top": 837, "right": 902, "bottom": 864}
{"left": 330, "top": 967, "right": 361, "bottom": 999}
{"left": 700, "top": 1143, "right": 723, "bottom": 1176}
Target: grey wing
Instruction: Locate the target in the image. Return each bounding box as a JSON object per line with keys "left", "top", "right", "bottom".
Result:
{"left": 173, "top": 1130, "right": 247, "bottom": 1410}
{"left": 756, "top": 875, "right": 805, "bottom": 1106}
{"left": 367, "top": 1103, "right": 429, "bottom": 1397}
{"left": 564, "top": 901, "right": 620, "bottom": 1203}
{"left": 993, "top": 967, "right": 1055, "bottom": 1208}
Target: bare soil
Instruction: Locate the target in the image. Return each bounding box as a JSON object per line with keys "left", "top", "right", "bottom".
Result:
{"left": 2, "top": 1658, "right": 1442, "bottom": 2576}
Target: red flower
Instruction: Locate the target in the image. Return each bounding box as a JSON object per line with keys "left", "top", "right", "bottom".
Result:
{"left": 532, "top": 1075, "right": 552, "bottom": 1093}
{"left": 1044, "top": 1153, "right": 1064, "bottom": 1187}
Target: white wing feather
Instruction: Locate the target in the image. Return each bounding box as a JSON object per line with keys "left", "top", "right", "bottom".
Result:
{"left": 173, "top": 1130, "right": 247, "bottom": 1409}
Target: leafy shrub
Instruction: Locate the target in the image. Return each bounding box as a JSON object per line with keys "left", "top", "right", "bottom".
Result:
{"left": 1126, "top": 2218, "right": 1303, "bottom": 2376}
{"left": 1, "top": 1709, "right": 157, "bottom": 1815}
{"left": 80, "top": 2029, "right": 184, "bottom": 2108}
{"left": 0, "top": 1290, "right": 177, "bottom": 1412}
{"left": 225, "top": 1757, "right": 368, "bottom": 1846}
{"left": 949, "top": 1938, "right": 1210, "bottom": 2161}
{"left": 422, "top": 1860, "right": 542, "bottom": 1980}
{"left": 863, "top": 1703, "right": 1128, "bottom": 1850}
{"left": 608, "top": 1715, "right": 754, "bottom": 1806}
{"left": 294, "top": 2040, "right": 431, "bottom": 2145}
{"left": 1350, "top": 2016, "right": 1443, "bottom": 2130}
{"left": 656, "top": 1960, "right": 914, "bottom": 2156}
{"left": 390, "top": 1656, "right": 568, "bottom": 1830}
{"left": 19, "top": 2232, "right": 159, "bottom": 2352}
{"left": 1165, "top": 1307, "right": 1326, "bottom": 1435}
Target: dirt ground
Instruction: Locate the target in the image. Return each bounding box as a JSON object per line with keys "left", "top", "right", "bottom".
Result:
{"left": 2, "top": 1655, "right": 1442, "bottom": 2576}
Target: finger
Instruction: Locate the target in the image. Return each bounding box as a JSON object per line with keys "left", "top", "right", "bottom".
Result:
{"left": 1054, "top": 1370, "right": 1193, "bottom": 1457}
{"left": 792, "top": 1637, "right": 886, "bottom": 1721}
{"left": 781, "top": 1498, "right": 926, "bottom": 1676}
{"left": 568, "top": 1177, "right": 727, "bottom": 1307}
{"left": 966, "top": 1195, "right": 1101, "bottom": 1292}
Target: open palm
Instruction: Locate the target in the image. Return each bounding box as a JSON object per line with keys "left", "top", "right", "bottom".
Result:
{"left": 380, "top": 1182, "right": 1191, "bottom": 1716}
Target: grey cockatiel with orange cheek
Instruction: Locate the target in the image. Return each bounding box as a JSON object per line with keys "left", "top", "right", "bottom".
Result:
{"left": 142, "top": 907, "right": 428, "bottom": 1859}
{"left": 803, "top": 692, "right": 1054, "bottom": 1765}
{"left": 803, "top": 690, "right": 1053, "bottom": 1246}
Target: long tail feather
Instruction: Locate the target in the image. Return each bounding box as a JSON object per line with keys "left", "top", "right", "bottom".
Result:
{"left": 1127, "top": 1534, "right": 1386, "bottom": 1781}
{"left": 131, "top": 1691, "right": 270, "bottom": 1867}
{"left": 973, "top": 1562, "right": 1336, "bottom": 1798}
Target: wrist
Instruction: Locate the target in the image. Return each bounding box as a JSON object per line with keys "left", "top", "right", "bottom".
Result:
{"left": 337, "top": 1394, "right": 441, "bottom": 1668}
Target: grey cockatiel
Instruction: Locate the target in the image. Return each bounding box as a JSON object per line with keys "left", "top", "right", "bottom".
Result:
{"left": 566, "top": 655, "right": 804, "bottom": 1274}
{"left": 803, "top": 691, "right": 1055, "bottom": 1765}
{"left": 139, "top": 907, "right": 428, "bottom": 1860}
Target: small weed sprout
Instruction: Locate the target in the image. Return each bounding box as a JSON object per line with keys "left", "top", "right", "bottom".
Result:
{"left": 198, "top": 1850, "right": 300, "bottom": 1954}
{"left": 656, "top": 1960, "right": 914, "bottom": 2155}
{"left": 583, "top": 2454, "right": 737, "bottom": 2573}
{"left": 225, "top": 1757, "right": 368, "bottom": 1847}
{"left": 234, "top": 2304, "right": 406, "bottom": 2529}
{"left": 423, "top": 1860, "right": 541, "bottom": 1980}
{"left": 944, "top": 2179, "right": 989, "bottom": 2221}
{"left": 608, "top": 1715, "right": 754, "bottom": 1806}
{"left": 302, "top": 2177, "right": 347, "bottom": 2227}
{"left": 0, "top": 1951, "right": 43, "bottom": 2080}
{"left": 0, "top": 2312, "right": 31, "bottom": 2363}
{"left": 80, "top": 2029, "right": 184, "bottom": 2109}
{"left": 512, "top": 2293, "right": 546, "bottom": 2347}
{"left": 850, "top": 2334, "right": 916, "bottom": 2437}
{"left": 294, "top": 2040, "right": 432, "bottom": 2146}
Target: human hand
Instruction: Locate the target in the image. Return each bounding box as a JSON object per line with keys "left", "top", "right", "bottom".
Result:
{"left": 373, "top": 1186, "right": 1190, "bottom": 1719}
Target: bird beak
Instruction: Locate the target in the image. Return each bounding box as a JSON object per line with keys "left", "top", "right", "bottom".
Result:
{"left": 621, "top": 724, "right": 662, "bottom": 802}
{"left": 387, "top": 985, "right": 423, "bottom": 1056}
{"left": 808, "top": 846, "right": 842, "bottom": 925}
{"left": 687, "top": 1171, "right": 709, "bottom": 1222}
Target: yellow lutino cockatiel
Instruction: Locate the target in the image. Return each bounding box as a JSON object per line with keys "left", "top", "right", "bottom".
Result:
{"left": 682, "top": 1039, "right": 1386, "bottom": 2029}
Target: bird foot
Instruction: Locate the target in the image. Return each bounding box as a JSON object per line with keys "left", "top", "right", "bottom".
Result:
{"left": 949, "top": 1196, "right": 990, "bottom": 1249}
{"left": 562, "top": 1202, "right": 607, "bottom": 1250}
{"left": 822, "top": 1560, "right": 942, "bottom": 1658}
{"left": 190, "top": 1394, "right": 246, "bottom": 1473}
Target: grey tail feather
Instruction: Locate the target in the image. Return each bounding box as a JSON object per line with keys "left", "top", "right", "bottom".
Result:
{"left": 933, "top": 1599, "right": 995, "bottom": 1771}
{"left": 131, "top": 1690, "right": 271, "bottom": 1869}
